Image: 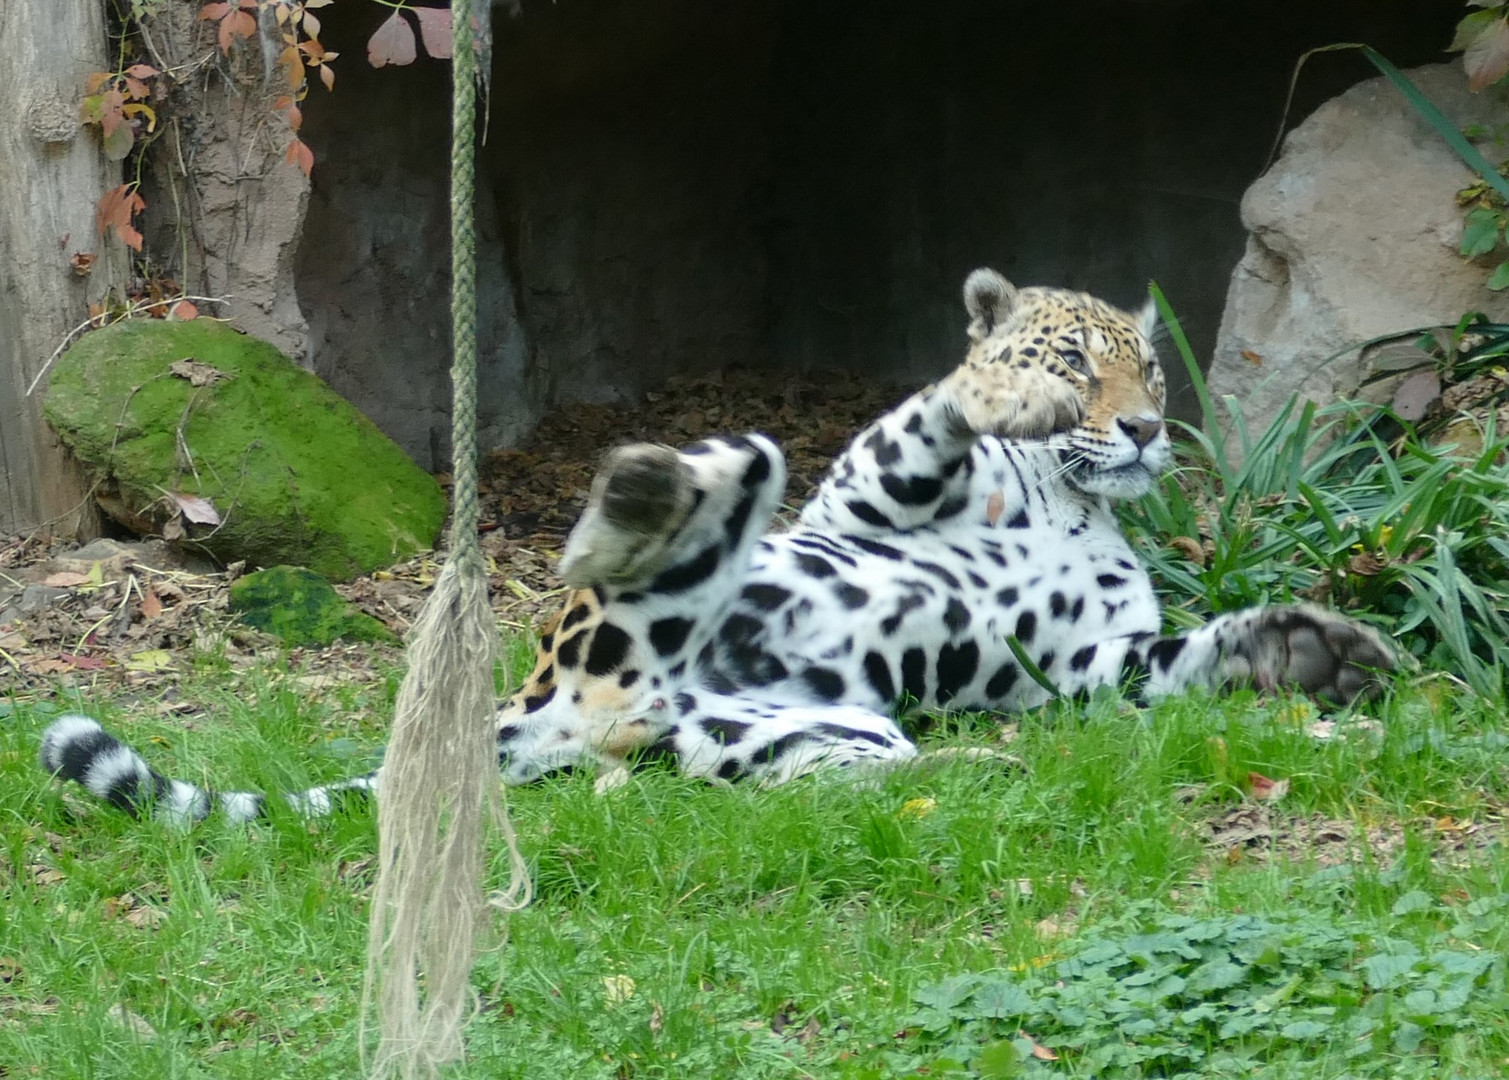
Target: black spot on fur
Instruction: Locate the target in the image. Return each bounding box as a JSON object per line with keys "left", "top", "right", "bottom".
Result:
{"left": 881, "top": 593, "right": 926, "bottom": 637}
{"left": 741, "top": 583, "right": 791, "bottom": 611}
{"left": 795, "top": 552, "right": 836, "bottom": 579}
{"left": 649, "top": 543, "right": 721, "bottom": 594}
{"left": 675, "top": 691, "right": 698, "bottom": 716}
{"left": 1069, "top": 645, "right": 1098, "bottom": 672}
{"left": 944, "top": 598, "right": 971, "bottom": 634}
{"left": 724, "top": 492, "right": 758, "bottom": 548}
{"left": 913, "top": 561, "right": 961, "bottom": 589}
{"left": 719, "top": 612, "right": 764, "bottom": 647}
{"left": 996, "top": 586, "right": 1019, "bottom": 607}
{"left": 864, "top": 651, "right": 896, "bottom": 702}
{"left": 741, "top": 449, "right": 772, "bottom": 488}
{"left": 1147, "top": 637, "right": 1188, "bottom": 671}
{"left": 556, "top": 631, "right": 587, "bottom": 669}
{"left": 846, "top": 500, "right": 892, "bottom": 527}
{"left": 985, "top": 662, "right": 1019, "bottom": 699}
{"left": 619, "top": 669, "right": 640, "bottom": 688}
{"left": 880, "top": 473, "right": 944, "bottom": 505}
{"left": 702, "top": 716, "right": 752, "bottom": 744}
{"left": 834, "top": 582, "right": 869, "bottom": 609}
{"left": 848, "top": 536, "right": 904, "bottom": 560}
{"left": 903, "top": 413, "right": 924, "bottom": 434}
{"left": 935, "top": 641, "right": 980, "bottom": 703}
{"left": 523, "top": 686, "right": 556, "bottom": 713}
{"left": 1005, "top": 508, "right": 1031, "bottom": 529}
{"left": 802, "top": 666, "right": 846, "bottom": 701}
{"left": 1050, "top": 592, "right": 1067, "bottom": 618}
{"left": 864, "top": 429, "right": 904, "bottom": 466}
{"left": 900, "top": 647, "right": 928, "bottom": 702}
{"left": 1097, "top": 573, "right": 1128, "bottom": 589}
{"left": 816, "top": 722, "right": 890, "bottom": 747}
{"left": 717, "top": 759, "right": 747, "bottom": 781}
{"left": 648, "top": 617, "right": 693, "bottom": 656}
{"left": 584, "top": 622, "right": 631, "bottom": 676}
{"left": 561, "top": 604, "right": 592, "bottom": 631}
{"left": 668, "top": 660, "right": 687, "bottom": 679}
{"left": 1015, "top": 611, "right": 1037, "bottom": 644}
{"left": 934, "top": 495, "right": 969, "bottom": 521}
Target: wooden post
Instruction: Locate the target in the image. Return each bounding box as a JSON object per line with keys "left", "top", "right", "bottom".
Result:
{"left": 0, "top": 0, "right": 121, "bottom": 536}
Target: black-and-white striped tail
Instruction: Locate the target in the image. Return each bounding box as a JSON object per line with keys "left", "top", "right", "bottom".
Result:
{"left": 39, "top": 715, "right": 377, "bottom": 826}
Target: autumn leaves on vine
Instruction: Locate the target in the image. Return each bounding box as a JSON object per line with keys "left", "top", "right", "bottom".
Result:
{"left": 83, "top": 1, "right": 455, "bottom": 254}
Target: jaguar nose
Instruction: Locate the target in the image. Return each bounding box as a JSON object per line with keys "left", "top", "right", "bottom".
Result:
{"left": 1118, "top": 414, "right": 1165, "bottom": 450}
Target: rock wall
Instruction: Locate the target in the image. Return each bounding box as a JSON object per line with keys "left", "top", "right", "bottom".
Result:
{"left": 1208, "top": 64, "right": 1509, "bottom": 441}
{"left": 270, "top": 2, "right": 1466, "bottom": 468}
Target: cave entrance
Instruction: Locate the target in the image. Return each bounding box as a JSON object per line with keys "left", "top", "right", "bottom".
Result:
{"left": 294, "top": 0, "right": 1463, "bottom": 471}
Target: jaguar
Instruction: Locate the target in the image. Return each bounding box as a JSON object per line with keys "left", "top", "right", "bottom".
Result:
{"left": 41, "top": 268, "right": 1396, "bottom": 823}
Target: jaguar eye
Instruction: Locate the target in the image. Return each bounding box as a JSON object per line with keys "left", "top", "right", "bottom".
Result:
{"left": 1060, "top": 349, "right": 1089, "bottom": 375}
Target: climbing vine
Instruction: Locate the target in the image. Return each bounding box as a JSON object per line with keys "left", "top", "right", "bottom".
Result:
{"left": 1449, "top": 2, "right": 1509, "bottom": 289}
{"left": 80, "top": 1, "right": 456, "bottom": 268}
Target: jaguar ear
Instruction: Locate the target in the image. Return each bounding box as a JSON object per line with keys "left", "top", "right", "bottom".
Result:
{"left": 963, "top": 268, "right": 1019, "bottom": 342}
{"left": 1136, "top": 295, "right": 1160, "bottom": 344}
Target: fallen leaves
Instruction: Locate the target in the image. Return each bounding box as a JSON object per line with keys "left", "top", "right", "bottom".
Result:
{"left": 602, "top": 974, "right": 636, "bottom": 1006}
{"left": 1246, "top": 771, "right": 1290, "bottom": 803}
{"left": 168, "top": 359, "right": 228, "bottom": 388}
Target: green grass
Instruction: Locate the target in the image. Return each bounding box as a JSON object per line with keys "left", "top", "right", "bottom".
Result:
{"left": 3, "top": 660, "right": 1507, "bottom": 1077}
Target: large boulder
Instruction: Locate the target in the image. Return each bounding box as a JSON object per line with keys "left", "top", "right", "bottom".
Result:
{"left": 44, "top": 318, "right": 446, "bottom": 580}
{"left": 1208, "top": 64, "right": 1509, "bottom": 443}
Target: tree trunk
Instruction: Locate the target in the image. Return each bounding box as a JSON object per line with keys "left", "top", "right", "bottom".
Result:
{"left": 0, "top": 0, "right": 121, "bottom": 536}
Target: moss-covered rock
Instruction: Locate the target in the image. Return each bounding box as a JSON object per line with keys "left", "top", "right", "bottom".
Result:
{"left": 230, "top": 566, "right": 397, "bottom": 647}
{"left": 44, "top": 319, "right": 446, "bottom": 580}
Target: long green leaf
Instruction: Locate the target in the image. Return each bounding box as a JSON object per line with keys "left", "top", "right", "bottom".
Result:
{"left": 1358, "top": 46, "right": 1509, "bottom": 205}
{"left": 1150, "top": 282, "right": 1230, "bottom": 481}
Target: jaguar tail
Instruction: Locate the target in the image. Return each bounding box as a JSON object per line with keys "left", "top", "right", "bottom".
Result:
{"left": 39, "top": 714, "right": 377, "bottom": 826}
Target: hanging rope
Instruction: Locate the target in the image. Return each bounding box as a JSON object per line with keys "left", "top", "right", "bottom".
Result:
{"left": 363, "top": 0, "right": 530, "bottom": 1075}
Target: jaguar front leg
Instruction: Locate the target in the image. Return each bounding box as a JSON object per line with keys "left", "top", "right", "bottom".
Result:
{"left": 559, "top": 435, "right": 785, "bottom": 590}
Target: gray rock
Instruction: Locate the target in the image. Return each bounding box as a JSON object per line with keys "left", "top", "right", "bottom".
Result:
{"left": 1209, "top": 64, "right": 1509, "bottom": 449}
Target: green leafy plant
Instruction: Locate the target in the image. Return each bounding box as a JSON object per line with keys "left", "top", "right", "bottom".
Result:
{"left": 909, "top": 905, "right": 1509, "bottom": 1078}
{"left": 1124, "top": 288, "right": 1509, "bottom": 696}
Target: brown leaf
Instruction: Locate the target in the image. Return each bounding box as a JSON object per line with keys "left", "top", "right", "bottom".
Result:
{"left": 649, "top": 1001, "right": 664, "bottom": 1036}
{"left": 285, "top": 137, "right": 315, "bottom": 177}
{"left": 168, "top": 300, "right": 199, "bottom": 322}
{"left": 1167, "top": 536, "right": 1206, "bottom": 566}
{"left": 172, "top": 492, "right": 222, "bottom": 526}
{"left": 95, "top": 184, "right": 146, "bottom": 251}
{"left": 368, "top": 10, "right": 417, "bottom": 67}
{"left": 1390, "top": 370, "right": 1440, "bottom": 422}
{"left": 42, "top": 571, "right": 90, "bottom": 588}
{"left": 168, "top": 359, "right": 228, "bottom": 387}
{"left": 413, "top": 6, "right": 453, "bottom": 58}
{"left": 1465, "top": 17, "right": 1509, "bottom": 91}
{"left": 1028, "top": 1037, "right": 1059, "bottom": 1062}
{"left": 1247, "top": 771, "right": 1290, "bottom": 802}
{"left": 140, "top": 588, "right": 163, "bottom": 620}
{"left": 1348, "top": 551, "right": 1387, "bottom": 576}
{"left": 1240, "top": 349, "right": 1263, "bottom": 367}
{"left": 30, "top": 864, "right": 65, "bottom": 886}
